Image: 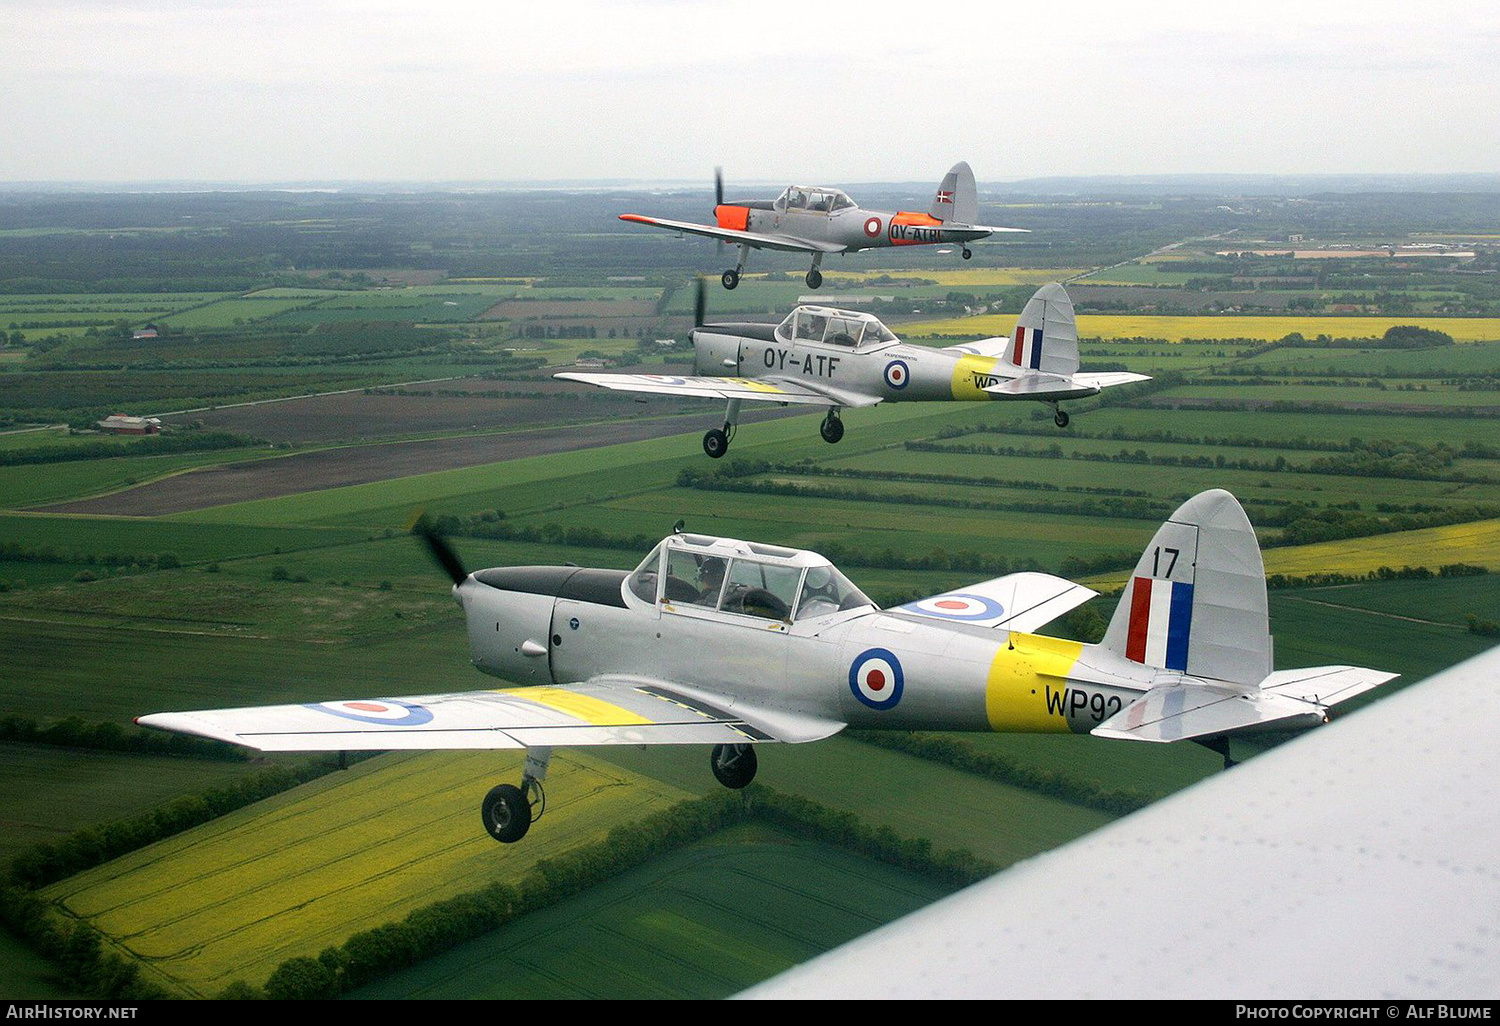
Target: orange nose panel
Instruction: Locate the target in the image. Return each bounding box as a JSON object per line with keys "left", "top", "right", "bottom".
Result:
{"left": 715, "top": 205, "right": 749, "bottom": 232}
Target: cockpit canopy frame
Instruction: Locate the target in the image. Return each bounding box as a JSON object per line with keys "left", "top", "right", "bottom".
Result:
{"left": 773, "top": 305, "right": 899, "bottom": 350}
{"left": 774, "top": 186, "right": 855, "bottom": 214}
{"left": 625, "top": 532, "right": 875, "bottom": 623}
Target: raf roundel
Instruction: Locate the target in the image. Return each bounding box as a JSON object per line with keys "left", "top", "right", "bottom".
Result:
{"left": 640, "top": 374, "right": 688, "bottom": 386}
{"left": 898, "top": 592, "right": 1005, "bottom": 621}
{"left": 883, "top": 359, "right": 910, "bottom": 390}
{"left": 849, "top": 648, "right": 904, "bottom": 711}
{"left": 310, "top": 699, "right": 434, "bottom": 726}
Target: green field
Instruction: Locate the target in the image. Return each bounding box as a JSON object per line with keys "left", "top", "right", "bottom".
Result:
{"left": 347, "top": 822, "right": 950, "bottom": 999}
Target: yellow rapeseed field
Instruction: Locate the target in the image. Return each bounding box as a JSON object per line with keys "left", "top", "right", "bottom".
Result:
{"left": 44, "top": 750, "right": 695, "bottom": 997}
{"left": 1085, "top": 520, "right": 1500, "bottom": 590}
{"left": 899, "top": 313, "right": 1500, "bottom": 343}
{"left": 829, "top": 268, "right": 1085, "bottom": 287}
{"left": 1260, "top": 519, "right": 1500, "bottom": 577}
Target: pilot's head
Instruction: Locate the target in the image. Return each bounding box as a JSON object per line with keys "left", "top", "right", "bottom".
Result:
{"left": 698, "top": 557, "right": 726, "bottom": 587}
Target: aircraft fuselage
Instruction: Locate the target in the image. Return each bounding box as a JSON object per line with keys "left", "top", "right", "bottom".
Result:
{"left": 716, "top": 202, "right": 991, "bottom": 253}
{"left": 692, "top": 323, "right": 1020, "bottom": 403}
{"left": 459, "top": 566, "right": 1153, "bottom": 737}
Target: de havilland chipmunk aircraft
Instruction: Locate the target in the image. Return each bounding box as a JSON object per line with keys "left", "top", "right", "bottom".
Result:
{"left": 619, "top": 162, "right": 1027, "bottom": 290}
{"left": 556, "top": 280, "right": 1149, "bottom": 457}
{"left": 138, "top": 490, "right": 1395, "bottom": 845}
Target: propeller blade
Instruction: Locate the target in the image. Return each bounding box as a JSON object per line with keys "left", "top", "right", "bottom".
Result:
{"left": 714, "top": 168, "right": 725, "bottom": 255}
{"left": 411, "top": 514, "right": 468, "bottom": 586}
{"left": 694, "top": 276, "right": 706, "bottom": 328}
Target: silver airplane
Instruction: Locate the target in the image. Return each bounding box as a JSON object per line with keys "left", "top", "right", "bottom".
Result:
{"left": 138, "top": 490, "right": 1394, "bottom": 844}
{"left": 619, "top": 162, "right": 1027, "bottom": 290}
{"left": 557, "top": 281, "right": 1149, "bottom": 457}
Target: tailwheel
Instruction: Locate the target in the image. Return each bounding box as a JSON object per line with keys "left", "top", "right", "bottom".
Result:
{"left": 1053, "top": 409, "right": 1070, "bottom": 428}
{"left": 703, "top": 428, "right": 729, "bottom": 459}
{"left": 819, "top": 413, "right": 844, "bottom": 444}
{"left": 481, "top": 783, "right": 531, "bottom": 843}
{"left": 721, "top": 269, "right": 740, "bottom": 290}
{"left": 806, "top": 268, "right": 823, "bottom": 289}
{"left": 710, "top": 743, "right": 757, "bottom": 789}
{"left": 962, "top": 246, "right": 973, "bottom": 260}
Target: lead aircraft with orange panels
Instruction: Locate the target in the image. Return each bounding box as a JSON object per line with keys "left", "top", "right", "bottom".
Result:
{"left": 620, "top": 162, "right": 1027, "bottom": 289}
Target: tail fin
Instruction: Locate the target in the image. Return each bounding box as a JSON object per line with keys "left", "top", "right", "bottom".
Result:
{"left": 929, "top": 161, "right": 978, "bottom": 225}
{"left": 1007, "top": 282, "right": 1080, "bottom": 377}
{"left": 1100, "top": 490, "right": 1272, "bottom": 686}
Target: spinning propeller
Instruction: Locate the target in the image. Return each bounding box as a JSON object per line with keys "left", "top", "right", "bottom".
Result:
{"left": 410, "top": 512, "right": 468, "bottom": 586}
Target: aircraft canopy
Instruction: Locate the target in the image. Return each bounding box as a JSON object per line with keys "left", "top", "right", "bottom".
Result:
{"left": 774, "top": 306, "right": 898, "bottom": 349}
{"left": 626, "top": 533, "right": 874, "bottom": 622}
{"left": 776, "top": 187, "right": 855, "bottom": 213}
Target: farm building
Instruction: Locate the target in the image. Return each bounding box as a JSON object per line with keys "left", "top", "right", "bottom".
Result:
{"left": 131, "top": 327, "right": 159, "bottom": 340}
{"left": 98, "top": 414, "right": 162, "bottom": 435}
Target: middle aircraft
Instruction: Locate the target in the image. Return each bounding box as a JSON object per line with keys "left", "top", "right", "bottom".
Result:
{"left": 556, "top": 281, "right": 1150, "bottom": 457}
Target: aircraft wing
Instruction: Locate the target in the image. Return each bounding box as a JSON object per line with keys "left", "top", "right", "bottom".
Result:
{"left": 942, "top": 336, "right": 1015, "bottom": 359}
{"left": 553, "top": 372, "right": 844, "bottom": 406}
{"left": 618, "top": 214, "right": 846, "bottom": 254}
{"left": 137, "top": 677, "right": 846, "bottom": 752}
{"left": 895, "top": 571, "right": 1096, "bottom": 632}
{"left": 742, "top": 646, "right": 1500, "bottom": 999}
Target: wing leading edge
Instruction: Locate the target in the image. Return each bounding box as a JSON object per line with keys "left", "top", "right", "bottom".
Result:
{"left": 137, "top": 677, "right": 845, "bottom": 752}
{"left": 618, "top": 214, "right": 846, "bottom": 254}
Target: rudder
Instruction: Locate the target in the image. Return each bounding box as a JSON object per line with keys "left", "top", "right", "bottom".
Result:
{"left": 1100, "top": 489, "right": 1272, "bottom": 686}
{"left": 929, "top": 161, "right": 979, "bottom": 225}
{"left": 1009, "top": 282, "right": 1079, "bottom": 377}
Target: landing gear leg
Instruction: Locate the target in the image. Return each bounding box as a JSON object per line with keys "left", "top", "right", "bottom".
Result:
{"left": 1194, "top": 736, "right": 1237, "bottom": 771}
{"left": 806, "top": 253, "right": 824, "bottom": 290}
{"left": 1052, "top": 404, "right": 1070, "bottom": 428}
{"left": 819, "top": 408, "right": 844, "bottom": 444}
{"left": 722, "top": 244, "right": 749, "bottom": 290}
{"left": 710, "top": 743, "right": 757, "bottom": 789}
{"left": 481, "top": 746, "right": 551, "bottom": 843}
{"left": 962, "top": 246, "right": 973, "bottom": 261}
{"left": 704, "top": 398, "right": 741, "bottom": 459}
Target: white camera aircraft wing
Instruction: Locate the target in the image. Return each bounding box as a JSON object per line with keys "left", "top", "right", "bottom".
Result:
{"left": 136, "top": 676, "right": 845, "bottom": 753}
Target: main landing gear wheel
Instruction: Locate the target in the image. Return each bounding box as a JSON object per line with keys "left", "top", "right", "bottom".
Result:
{"left": 703, "top": 428, "right": 729, "bottom": 459}
{"left": 962, "top": 246, "right": 973, "bottom": 260}
{"left": 481, "top": 783, "right": 531, "bottom": 843}
{"left": 1054, "top": 409, "right": 1071, "bottom": 428}
{"left": 710, "top": 744, "right": 758, "bottom": 789}
{"left": 819, "top": 414, "right": 844, "bottom": 444}
{"left": 805, "top": 268, "right": 823, "bottom": 289}
{"left": 721, "top": 269, "right": 740, "bottom": 290}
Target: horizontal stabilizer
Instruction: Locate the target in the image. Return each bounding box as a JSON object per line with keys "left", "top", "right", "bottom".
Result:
{"left": 897, "top": 571, "right": 1096, "bottom": 632}
{"left": 1073, "top": 371, "right": 1152, "bottom": 389}
{"left": 981, "top": 374, "right": 1100, "bottom": 401}
{"left": 1259, "top": 665, "right": 1398, "bottom": 706}
{"left": 1091, "top": 682, "right": 1328, "bottom": 744}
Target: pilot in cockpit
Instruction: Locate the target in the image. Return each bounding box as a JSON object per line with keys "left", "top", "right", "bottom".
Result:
{"left": 695, "top": 557, "right": 727, "bottom": 605}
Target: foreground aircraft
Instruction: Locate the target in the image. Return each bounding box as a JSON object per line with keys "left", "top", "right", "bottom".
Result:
{"left": 139, "top": 490, "right": 1394, "bottom": 845}
{"left": 619, "top": 162, "right": 1027, "bottom": 289}
{"left": 557, "top": 281, "right": 1149, "bottom": 456}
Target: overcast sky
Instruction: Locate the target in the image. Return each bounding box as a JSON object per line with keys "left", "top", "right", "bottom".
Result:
{"left": 4, "top": 0, "right": 1498, "bottom": 183}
